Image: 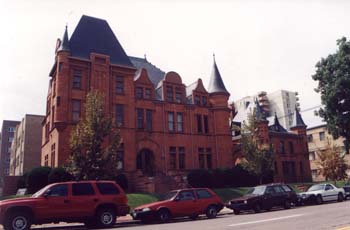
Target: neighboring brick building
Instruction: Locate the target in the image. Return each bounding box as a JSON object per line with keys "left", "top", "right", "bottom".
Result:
{"left": 41, "top": 15, "right": 234, "bottom": 192}
{"left": 0, "top": 120, "right": 20, "bottom": 186}
{"left": 10, "top": 114, "right": 45, "bottom": 176}
{"left": 232, "top": 101, "right": 312, "bottom": 183}
{"left": 307, "top": 124, "right": 350, "bottom": 182}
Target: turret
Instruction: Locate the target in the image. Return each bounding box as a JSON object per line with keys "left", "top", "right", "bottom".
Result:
{"left": 208, "top": 55, "right": 230, "bottom": 107}
{"left": 55, "top": 26, "right": 71, "bottom": 124}
{"left": 290, "top": 107, "right": 307, "bottom": 136}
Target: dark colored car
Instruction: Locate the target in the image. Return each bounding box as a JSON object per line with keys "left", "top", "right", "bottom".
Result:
{"left": 0, "top": 181, "right": 129, "bottom": 230}
{"left": 343, "top": 186, "right": 350, "bottom": 200}
{"left": 131, "top": 188, "right": 223, "bottom": 223}
{"left": 226, "top": 183, "right": 297, "bottom": 214}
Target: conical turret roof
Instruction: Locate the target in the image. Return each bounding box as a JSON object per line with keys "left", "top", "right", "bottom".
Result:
{"left": 291, "top": 108, "right": 307, "bottom": 128}
{"left": 269, "top": 113, "right": 287, "bottom": 133}
{"left": 57, "top": 25, "right": 70, "bottom": 52}
{"left": 208, "top": 55, "right": 229, "bottom": 94}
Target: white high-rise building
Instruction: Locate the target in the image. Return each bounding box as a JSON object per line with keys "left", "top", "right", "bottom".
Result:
{"left": 234, "top": 90, "right": 300, "bottom": 130}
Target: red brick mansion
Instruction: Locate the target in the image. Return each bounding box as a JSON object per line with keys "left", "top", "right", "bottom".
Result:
{"left": 41, "top": 15, "right": 234, "bottom": 192}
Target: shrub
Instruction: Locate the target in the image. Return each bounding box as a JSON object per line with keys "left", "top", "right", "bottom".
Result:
{"left": 115, "top": 174, "right": 128, "bottom": 191}
{"left": 187, "top": 169, "right": 212, "bottom": 188}
{"left": 26, "top": 167, "right": 52, "bottom": 194}
{"left": 48, "top": 167, "right": 73, "bottom": 184}
{"left": 17, "top": 172, "right": 28, "bottom": 189}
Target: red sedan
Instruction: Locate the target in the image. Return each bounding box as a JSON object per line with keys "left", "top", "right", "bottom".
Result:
{"left": 131, "top": 188, "right": 223, "bottom": 223}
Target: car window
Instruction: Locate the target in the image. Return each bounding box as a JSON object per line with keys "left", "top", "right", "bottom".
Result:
{"left": 195, "top": 189, "right": 212, "bottom": 199}
{"left": 325, "top": 184, "right": 333, "bottom": 190}
{"left": 72, "top": 183, "right": 95, "bottom": 196}
{"left": 308, "top": 184, "right": 325, "bottom": 192}
{"left": 274, "top": 186, "right": 284, "bottom": 193}
{"left": 281, "top": 185, "right": 292, "bottom": 192}
{"left": 178, "top": 190, "right": 195, "bottom": 201}
{"left": 48, "top": 184, "right": 68, "bottom": 197}
{"left": 96, "top": 183, "right": 120, "bottom": 195}
{"left": 265, "top": 186, "right": 276, "bottom": 194}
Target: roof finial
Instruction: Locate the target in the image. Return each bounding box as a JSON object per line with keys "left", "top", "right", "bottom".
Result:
{"left": 144, "top": 53, "right": 147, "bottom": 60}
{"left": 213, "top": 53, "right": 216, "bottom": 62}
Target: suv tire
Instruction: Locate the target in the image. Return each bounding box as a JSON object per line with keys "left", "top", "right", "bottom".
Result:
{"left": 206, "top": 205, "right": 218, "bottom": 219}
{"left": 4, "top": 211, "right": 32, "bottom": 230}
{"left": 96, "top": 208, "right": 116, "bottom": 228}
{"left": 233, "top": 209, "right": 240, "bottom": 215}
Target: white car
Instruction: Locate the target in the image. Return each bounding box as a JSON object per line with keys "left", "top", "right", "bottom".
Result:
{"left": 298, "top": 183, "right": 345, "bottom": 205}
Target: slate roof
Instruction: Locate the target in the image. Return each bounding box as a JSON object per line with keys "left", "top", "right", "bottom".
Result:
{"left": 57, "top": 26, "right": 70, "bottom": 52}
{"left": 269, "top": 114, "right": 288, "bottom": 133}
{"left": 208, "top": 58, "right": 229, "bottom": 94}
{"left": 69, "top": 15, "right": 133, "bottom": 67}
{"left": 129, "top": 56, "right": 165, "bottom": 87}
{"left": 291, "top": 108, "right": 307, "bottom": 128}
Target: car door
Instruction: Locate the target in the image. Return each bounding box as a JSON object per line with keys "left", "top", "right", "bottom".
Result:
{"left": 35, "top": 184, "right": 71, "bottom": 221}
{"left": 262, "top": 186, "right": 277, "bottom": 209}
{"left": 69, "top": 182, "right": 98, "bottom": 218}
{"left": 194, "top": 189, "right": 215, "bottom": 214}
{"left": 323, "top": 184, "right": 336, "bottom": 201}
{"left": 273, "top": 185, "right": 287, "bottom": 206}
{"left": 171, "top": 190, "right": 198, "bottom": 217}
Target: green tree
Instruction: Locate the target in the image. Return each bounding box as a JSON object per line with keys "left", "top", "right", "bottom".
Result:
{"left": 240, "top": 111, "right": 274, "bottom": 184}
{"left": 312, "top": 37, "right": 350, "bottom": 153}
{"left": 66, "top": 91, "right": 122, "bottom": 180}
{"left": 316, "top": 141, "right": 349, "bottom": 185}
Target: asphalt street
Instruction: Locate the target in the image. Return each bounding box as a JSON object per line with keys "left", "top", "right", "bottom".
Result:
{"left": 19, "top": 200, "right": 350, "bottom": 230}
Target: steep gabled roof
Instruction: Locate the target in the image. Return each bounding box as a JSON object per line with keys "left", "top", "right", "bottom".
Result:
{"left": 69, "top": 15, "right": 133, "bottom": 67}
{"left": 291, "top": 108, "right": 307, "bottom": 128}
{"left": 208, "top": 56, "right": 229, "bottom": 94}
{"left": 129, "top": 56, "right": 165, "bottom": 87}
{"left": 269, "top": 113, "right": 287, "bottom": 133}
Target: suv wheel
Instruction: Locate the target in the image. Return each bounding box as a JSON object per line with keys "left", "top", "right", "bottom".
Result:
{"left": 96, "top": 208, "right": 116, "bottom": 228}
{"left": 337, "top": 193, "right": 344, "bottom": 202}
{"left": 206, "top": 205, "right": 218, "bottom": 219}
{"left": 233, "top": 209, "right": 240, "bottom": 215}
{"left": 4, "top": 211, "right": 32, "bottom": 230}
{"left": 284, "top": 200, "right": 291, "bottom": 209}
{"left": 157, "top": 209, "right": 171, "bottom": 223}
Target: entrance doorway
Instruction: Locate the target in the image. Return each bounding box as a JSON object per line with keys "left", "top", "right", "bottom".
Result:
{"left": 136, "top": 149, "right": 155, "bottom": 176}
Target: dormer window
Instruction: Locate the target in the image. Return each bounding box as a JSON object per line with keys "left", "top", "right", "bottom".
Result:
{"left": 175, "top": 88, "right": 182, "bottom": 103}
{"left": 194, "top": 96, "right": 201, "bottom": 105}
{"left": 202, "top": 96, "right": 207, "bottom": 106}
{"left": 166, "top": 86, "right": 173, "bottom": 102}
{"left": 145, "top": 88, "right": 152, "bottom": 99}
{"left": 136, "top": 87, "right": 143, "bottom": 99}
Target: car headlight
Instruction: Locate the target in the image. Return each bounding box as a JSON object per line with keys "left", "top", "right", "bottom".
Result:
{"left": 244, "top": 200, "right": 248, "bottom": 204}
{"left": 142, "top": 207, "right": 151, "bottom": 212}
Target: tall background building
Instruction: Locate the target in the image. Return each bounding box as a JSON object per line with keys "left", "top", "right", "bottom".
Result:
{"left": 234, "top": 90, "right": 300, "bottom": 130}
{"left": 0, "top": 120, "right": 20, "bottom": 186}
{"left": 10, "top": 114, "right": 44, "bottom": 176}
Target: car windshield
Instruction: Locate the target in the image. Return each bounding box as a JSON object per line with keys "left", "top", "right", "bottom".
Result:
{"left": 247, "top": 186, "right": 266, "bottom": 195}
{"left": 160, "top": 191, "right": 178, "bottom": 201}
{"left": 308, "top": 184, "right": 325, "bottom": 192}
{"left": 31, "top": 185, "right": 49, "bottom": 198}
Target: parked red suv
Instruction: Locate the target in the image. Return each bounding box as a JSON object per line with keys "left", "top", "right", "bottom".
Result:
{"left": 131, "top": 188, "right": 223, "bottom": 223}
{"left": 0, "top": 180, "right": 129, "bottom": 230}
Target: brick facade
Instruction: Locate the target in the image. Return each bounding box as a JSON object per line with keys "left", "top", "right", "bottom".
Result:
{"left": 41, "top": 15, "right": 234, "bottom": 192}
